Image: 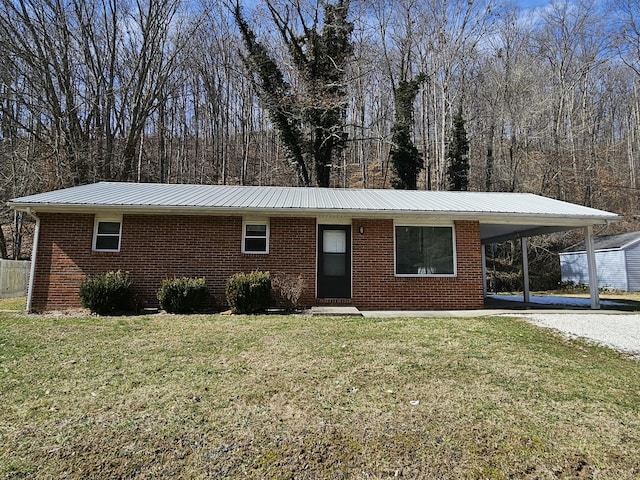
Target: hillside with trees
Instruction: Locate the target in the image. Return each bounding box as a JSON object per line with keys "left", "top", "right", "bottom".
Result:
{"left": 1, "top": 0, "right": 639, "bottom": 268}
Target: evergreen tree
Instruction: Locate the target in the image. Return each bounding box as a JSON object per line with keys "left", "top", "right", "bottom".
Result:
{"left": 447, "top": 107, "right": 470, "bottom": 191}
{"left": 390, "top": 75, "right": 426, "bottom": 190}
{"left": 232, "top": 1, "right": 353, "bottom": 187}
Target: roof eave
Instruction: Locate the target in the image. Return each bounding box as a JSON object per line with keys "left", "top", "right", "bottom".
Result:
{"left": 8, "top": 201, "right": 621, "bottom": 225}
{"left": 619, "top": 237, "right": 640, "bottom": 250}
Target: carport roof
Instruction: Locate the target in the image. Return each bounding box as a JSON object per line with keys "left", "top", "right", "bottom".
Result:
{"left": 9, "top": 182, "right": 621, "bottom": 243}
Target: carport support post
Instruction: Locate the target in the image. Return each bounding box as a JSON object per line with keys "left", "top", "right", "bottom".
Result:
{"left": 521, "top": 237, "right": 530, "bottom": 303}
{"left": 585, "top": 225, "right": 600, "bottom": 310}
{"left": 481, "top": 245, "right": 487, "bottom": 297}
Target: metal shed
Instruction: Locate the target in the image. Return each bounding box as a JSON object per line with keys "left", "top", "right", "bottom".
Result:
{"left": 560, "top": 231, "right": 640, "bottom": 292}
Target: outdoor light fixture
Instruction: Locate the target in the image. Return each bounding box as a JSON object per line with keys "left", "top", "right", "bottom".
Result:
{"left": 359, "top": 226, "right": 365, "bottom": 234}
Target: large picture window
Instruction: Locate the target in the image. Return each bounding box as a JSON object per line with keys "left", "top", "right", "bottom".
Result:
{"left": 93, "top": 217, "right": 122, "bottom": 252}
{"left": 395, "top": 225, "right": 455, "bottom": 276}
{"left": 242, "top": 221, "right": 269, "bottom": 254}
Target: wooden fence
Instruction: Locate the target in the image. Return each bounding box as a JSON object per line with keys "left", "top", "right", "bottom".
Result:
{"left": 0, "top": 260, "right": 30, "bottom": 299}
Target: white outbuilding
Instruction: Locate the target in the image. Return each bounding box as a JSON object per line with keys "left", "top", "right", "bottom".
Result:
{"left": 560, "top": 231, "right": 640, "bottom": 291}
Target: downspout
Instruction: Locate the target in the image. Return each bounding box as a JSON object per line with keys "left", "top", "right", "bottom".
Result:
{"left": 25, "top": 208, "right": 40, "bottom": 312}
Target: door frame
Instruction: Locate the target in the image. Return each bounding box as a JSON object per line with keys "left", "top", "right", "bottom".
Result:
{"left": 316, "top": 224, "right": 352, "bottom": 299}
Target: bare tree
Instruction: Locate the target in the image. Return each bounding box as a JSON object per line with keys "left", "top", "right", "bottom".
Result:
{"left": 615, "top": 0, "right": 640, "bottom": 193}
{"left": 116, "top": 0, "right": 200, "bottom": 181}
{"left": 0, "top": 0, "right": 93, "bottom": 186}
{"left": 232, "top": 0, "right": 354, "bottom": 187}
{"left": 534, "top": 0, "right": 611, "bottom": 204}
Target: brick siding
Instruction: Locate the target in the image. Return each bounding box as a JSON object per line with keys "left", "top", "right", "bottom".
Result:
{"left": 352, "top": 219, "right": 484, "bottom": 310}
{"left": 32, "top": 213, "right": 316, "bottom": 311}
{"left": 32, "top": 213, "right": 483, "bottom": 312}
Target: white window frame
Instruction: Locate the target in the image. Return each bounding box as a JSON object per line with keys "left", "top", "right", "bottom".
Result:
{"left": 393, "top": 222, "right": 457, "bottom": 277}
{"left": 92, "top": 215, "right": 122, "bottom": 252}
{"left": 242, "top": 219, "right": 269, "bottom": 254}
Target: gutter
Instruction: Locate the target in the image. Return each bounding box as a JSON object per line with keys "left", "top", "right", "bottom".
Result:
{"left": 24, "top": 207, "right": 40, "bottom": 312}
{"left": 8, "top": 202, "right": 621, "bottom": 223}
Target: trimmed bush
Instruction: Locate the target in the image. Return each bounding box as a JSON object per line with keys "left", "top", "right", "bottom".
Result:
{"left": 226, "top": 271, "right": 272, "bottom": 314}
{"left": 79, "top": 270, "right": 134, "bottom": 315}
{"left": 157, "top": 277, "right": 209, "bottom": 313}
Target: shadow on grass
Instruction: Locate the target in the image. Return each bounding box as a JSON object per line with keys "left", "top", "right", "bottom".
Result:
{"left": 484, "top": 293, "right": 640, "bottom": 312}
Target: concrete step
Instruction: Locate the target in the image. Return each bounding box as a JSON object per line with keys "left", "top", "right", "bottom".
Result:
{"left": 310, "top": 305, "right": 362, "bottom": 316}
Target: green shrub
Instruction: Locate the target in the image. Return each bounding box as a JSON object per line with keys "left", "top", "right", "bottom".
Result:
{"left": 557, "top": 280, "right": 588, "bottom": 292}
{"left": 79, "top": 270, "right": 134, "bottom": 315}
{"left": 226, "top": 271, "right": 272, "bottom": 314}
{"left": 157, "top": 277, "right": 209, "bottom": 313}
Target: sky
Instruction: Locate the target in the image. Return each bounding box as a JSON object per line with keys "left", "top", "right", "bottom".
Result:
{"left": 514, "top": 0, "right": 552, "bottom": 10}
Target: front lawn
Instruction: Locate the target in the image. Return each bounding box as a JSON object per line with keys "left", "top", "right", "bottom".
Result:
{"left": 1, "top": 312, "right": 639, "bottom": 478}
{"left": 0, "top": 296, "right": 26, "bottom": 311}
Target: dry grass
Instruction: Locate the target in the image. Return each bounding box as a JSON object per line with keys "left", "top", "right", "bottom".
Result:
{"left": 0, "top": 297, "right": 26, "bottom": 311}
{"left": 1, "top": 312, "right": 639, "bottom": 479}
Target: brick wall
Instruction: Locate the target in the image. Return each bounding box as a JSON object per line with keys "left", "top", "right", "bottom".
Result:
{"left": 32, "top": 213, "right": 484, "bottom": 312}
{"left": 351, "top": 219, "right": 484, "bottom": 309}
{"left": 32, "top": 213, "right": 317, "bottom": 311}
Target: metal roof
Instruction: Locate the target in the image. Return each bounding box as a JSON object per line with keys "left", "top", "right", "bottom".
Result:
{"left": 9, "top": 182, "right": 621, "bottom": 243}
{"left": 562, "top": 231, "right": 640, "bottom": 253}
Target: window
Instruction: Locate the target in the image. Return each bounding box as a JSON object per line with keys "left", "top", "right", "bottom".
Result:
{"left": 93, "top": 217, "right": 122, "bottom": 252}
{"left": 322, "top": 229, "right": 347, "bottom": 276}
{"left": 242, "top": 221, "right": 269, "bottom": 254}
{"left": 395, "top": 225, "right": 455, "bottom": 276}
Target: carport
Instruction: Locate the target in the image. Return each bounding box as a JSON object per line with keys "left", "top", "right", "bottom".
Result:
{"left": 479, "top": 217, "right": 620, "bottom": 310}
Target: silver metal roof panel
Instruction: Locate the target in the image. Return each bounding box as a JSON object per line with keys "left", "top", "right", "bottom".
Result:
{"left": 9, "top": 182, "right": 620, "bottom": 221}
{"left": 9, "top": 182, "right": 623, "bottom": 243}
{"left": 562, "top": 231, "right": 640, "bottom": 253}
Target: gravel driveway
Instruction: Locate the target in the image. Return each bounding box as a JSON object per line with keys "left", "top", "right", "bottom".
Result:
{"left": 516, "top": 313, "right": 640, "bottom": 359}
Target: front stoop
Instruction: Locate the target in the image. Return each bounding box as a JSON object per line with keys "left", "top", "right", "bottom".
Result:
{"left": 310, "top": 305, "right": 362, "bottom": 316}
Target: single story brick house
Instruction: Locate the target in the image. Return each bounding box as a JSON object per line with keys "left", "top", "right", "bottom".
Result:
{"left": 9, "top": 182, "right": 619, "bottom": 312}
